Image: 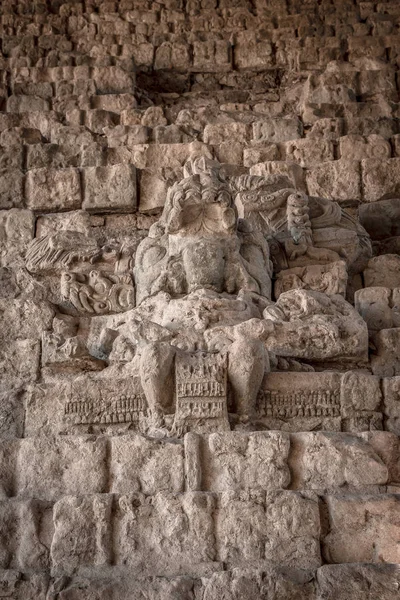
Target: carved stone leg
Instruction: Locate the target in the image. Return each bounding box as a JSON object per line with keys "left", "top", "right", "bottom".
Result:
{"left": 139, "top": 341, "right": 175, "bottom": 428}
{"left": 227, "top": 338, "right": 269, "bottom": 419}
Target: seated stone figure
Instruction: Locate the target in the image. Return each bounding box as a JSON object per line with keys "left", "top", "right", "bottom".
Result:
{"left": 110, "top": 157, "right": 368, "bottom": 434}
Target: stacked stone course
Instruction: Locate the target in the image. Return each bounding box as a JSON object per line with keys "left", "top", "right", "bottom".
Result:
{"left": 1, "top": 0, "right": 400, "bottom": 598}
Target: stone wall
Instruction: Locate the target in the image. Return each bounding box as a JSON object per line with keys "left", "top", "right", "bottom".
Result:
{"left": 1, "top": 0, "right": 400, "bottom": 598}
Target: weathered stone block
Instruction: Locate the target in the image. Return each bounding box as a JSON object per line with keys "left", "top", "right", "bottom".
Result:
{"left": 201, "top": 432, "right": 290, "bottom": 492}
{"left": 204, "top": 123, "right": 250, "bottom": 145}
{"left": 0, "top": 169, "right": 24, "bottom": 209}
{"left": 340, "top": 371, "right": 382, "bottom": 416}
{"left": 0, "top": 500, "right": 51, "bottom": 571}
{"left": 339, "top": 134, "right": 391, "bottom": 161}
{"left": 359, "top": 198, "right": 400, "bottom": 240}
{"left": 252, "top": 118, "right": 302, "bottom": 143}
{"left": 283, "top": 138, "right": 334, "bottom": 167}
{"left": 364, "top": 255, "right": 400, "bottom": 288}
{"left": 82, "top": 165, "right": 136, "bottom": 212}
{"left": 289, "top": 432, "right": 388, "bottom": 490}
{"left": 316, "top": 563, "right": 400, "bottom": 600}
{"left": 0, "top": 209, "right": 34, "bottom": 267}
{"left": 362, "top": 158, "right": 400, "bottom": 202}
{"left": 215, "top": 490, "right": 321, "bottom": 569}
{"left": 51, "top": 495, "right": 113, "bottom": 573}
{"left": 0, "top": 571, "right": 49, "bottom": 600}
{"left": 203, "top": 567, "right": 316, "bottom": 600}
{"left": 355, "top": 287, "right": 394, "bottom": 333}
{"left": 234, "top": 33, "right": 273, "bottom": 70}
{"left": 306, "top": 160, "right": 361, "bottom": 201}
{"left": 17, "top": 436, "right": 107, "bottom": 501}
{"left": 110, "top": 435, "right": 184, "bottom": 495}
{"left": 114, "top": 492, "right": 216, "bottom": 575}
{"left": 323, "top": 494, "right": 400, "bottom": 564}
{"left": 372, "top": 328, "right": 400, "bottom": 377}
{"left": 26, "top": 168, "right": 81, "bottom": 211}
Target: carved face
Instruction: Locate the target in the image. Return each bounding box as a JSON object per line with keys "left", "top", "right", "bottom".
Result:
{"left": 164, "top": 174, "right": 237, "bottom": 236}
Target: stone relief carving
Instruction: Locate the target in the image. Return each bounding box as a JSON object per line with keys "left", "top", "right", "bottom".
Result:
{"left": 25, "top": 157, "right": 372, "bottom": 437}
{"left": 60, "top": 270, "right": 135, "bottom": 315}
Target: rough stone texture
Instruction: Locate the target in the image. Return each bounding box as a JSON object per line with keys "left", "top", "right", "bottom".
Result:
{"left": 1, "top": 0, "right": 400, "bottom": 594}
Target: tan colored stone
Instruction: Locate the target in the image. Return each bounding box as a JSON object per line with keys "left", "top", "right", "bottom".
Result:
{"left": 364, "top": 255, "right": 400, "bottom": 288}
{"left": 51, "top": 495, "right": 112, "bottom": 574}
{"left": 252, "top": 118, "right": 302, "bottom": 143}
{"left": 362, "top": 158, "right": 400, "bottom": 202}
{"left": 110, "top": 435, "right": 184, "bottom": 495}
{"left": 0, "top": 169, "right": 24, "bottom": 209}
{"left": 17, "top": 436, "right": 107, "bottom": 501}
{"left": 339, "top": 134, "right": 391, "bottom": 161}
{"left": 323, "top": 493, "right": 400, "bottom": 564}
{"left": 201, "top": 432, "right": 290, "bottom": 492}
{"left": 114, "top": 492, "right": 216, "bottom": 575}
{"left": 0, "top": 209, "right": 34, "bottom": 267}
{"left": 26, "top": 168, "right": 81, "bottom": 211}
{"left": 215, "top": 490, "right": 321, "bottom": 569}
{"left": 82, "top": 165, "right": 136, "bottom": 212}
{"left": 289, "top": 432, "right": 388, "bottom": 491}
{"left": 306, "top": 160, "right": 361, "bottom": 202}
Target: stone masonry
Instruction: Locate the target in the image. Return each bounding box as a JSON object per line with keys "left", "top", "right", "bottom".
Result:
{"left": 1, "top": 0, "right": 400, "bottom": 598}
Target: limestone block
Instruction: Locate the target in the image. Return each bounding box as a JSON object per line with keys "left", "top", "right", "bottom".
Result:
{"left": 274, "top": 262, "right": 348, "bottom": 299}
{"left": 26, "top": 168, "right": 81, "bottom": 211}
{"left": 215, "top": 490, "right": 321, "bottom": 569}
{"left": 355, "top": 287, "right": 400, "bottom": 333}
{"left": 84, "top": 110, "right": 119, "bottom": 134}
{"left": 362, "top": 158, "right": 400, "bottom": 202}
{"left": 0, "top": 340, "right": 40, "bottom": 388}
{"left": 307, "top": 118, "right": 345, "bottom": 139}
{"left": 0, "top": 169, "right": 24, "bottom": 209}
{"left": 51, "top": 495, "right": 113, "bottom": 573}
{"left": 82, "top": 165, "right": 136, "bottom": 212}
{"left": 140, "top": 142, "right": 212, "bottom": 170}
{"left": 6, "top": 95, "right": 50, "bottom": 112}
{"left": 114, "top": 492, "right": 216, "bottom": 575}
{"left": 364, "top": 255, "right": 400, "bottom": 288}
{"left": 105, "top": 125, "right": 150, "bottom": 147}
{"left": 92, "top": 67, "right": 135, "bottom": 94}
{"left": 340, "top": 371, "right": 382, "bottom": 416}
{"left": 0, "top": 440, "right": 18, "bottom": 497}
{"left": 372, "top": 328, "right": 400, "bottom": 376}
{"left": 201, "top": 432, "right": 290, "bottom": 492}
{"left": 0, "top": 500, "right": 51, "bottom": 571}
{"left": 323, "top": 493, "right": 400, "bottom": 563}
{"left": 203, "top": 123, "right": 250, "bottom": 145}
{"left": 289, "top": 432, "right": 388, "bottom": 490}
{"left": 141, "top": 107, "right": 167, "bottom": 128}
{"left": 360, "top": 431, "right": 400, "bottom": 484}
{"left": 0, "top": 389, "right": 24, "bottom": 439}
{"left": 0, "top": 571, "right": 49, "bottom": 600}
{"left": 305, "top": 160, "right": 361, "bottom": 201}
{"left": 0, "top": 209, "right": 34, "bottom": 267}
{"left": 154, "top": 42, "right": 191, "bottom": 70}
{"left": 359, "top": 69, "right": 398, "bottom": 102}
{"left": 192, "top": 40, "right": 231, "bottom": 72}
{"left": 138, "top": 170, "right": 167, "bottom": 213}
{"left": 234, "top": 32, "right": 273, "bottom": 70}
{"left": 249, "top": 161, "right": 306, "bottom": 190}
{"left": 383, "top": 377, "right": 400, "bottom": 418}
{"left": 243, "top": 145, "right": 280, "bottom": 167}
{"left": 0, "top": 298, "right": 54, "bottom": 342}
{"left": 282, "top": 138, "right": 334, "bottom": 167}
{"left": 17, "top": 436, "right": 107, "bottom": 501}
{"left": 359, "top": 198, "right": 400, "bottom": 240}
{"left": 252, "top": 118, "right": 302, "bottom": 143}
{"left": 153, "top": 125, "right": 194, "bottom": 144}
{"left": 110, "top": 435, "right": 184, "bottom": 495}
{"left": 203, "top": 567, "right": 316, "bottom": 600}
{"left": 24, "top": 383, "right": 70, "bottom": 437}
{"left": 316, "top": 563, "right": 400, "bottom": 600}
{"left": 339, "top": 134, "right": 391, "bottom": 161}
{"left": 0, "top": 144, "right": 23, "bottom": 169}
{"left": 302, "top": 72, "right": 357, "bottom": 104}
